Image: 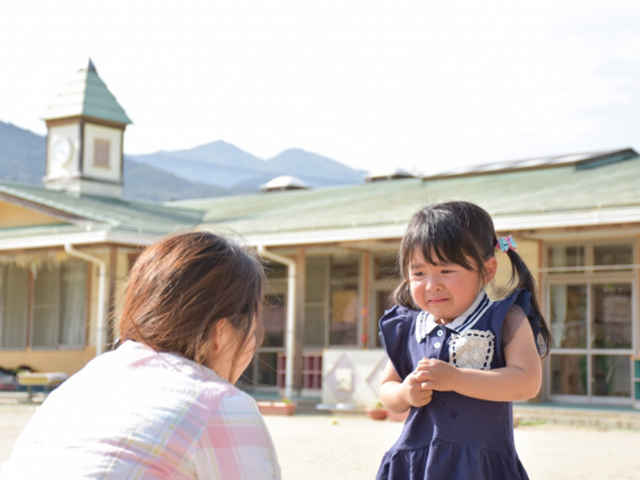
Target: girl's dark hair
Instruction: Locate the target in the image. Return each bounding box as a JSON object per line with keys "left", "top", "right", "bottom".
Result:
{"left": 394, "top": 201, "right": 550, "bottom": 356}
{"left": 118, "top": 231, "right": 265, "bottom": 367}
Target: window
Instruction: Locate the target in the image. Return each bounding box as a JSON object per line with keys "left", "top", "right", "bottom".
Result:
{"left": 1, "top": 260, "right": 87, "bottom": 349}
{"left": 262, "top": 294, "right": 285, "bottom": 348}
{"left": 592, "top": 284, "right": 631, "bottom": 349}
{"left": 93, "top": 138, "right": 110, "bottom": 168}
{"left": 550, "top": 284, "right": 587, "bottom": 348}
{"left": 374, "top": 253, "right": 398, "bottom": 280}
{"left": 546, "top": 242, "right": 634, "bottom": 402}
{"left": 33, "top": 260, "right": 88, "bottom": 348}
{"left": 329, "top": 254, "right": 359, "bottom": 346}
{"left": 304, "top": 257, "right": 329, "bottom": 346}
{"left": 301, "top": 253, "right": 361, "bottom": 347}
{"left": 372, "top": 252, "right": 400, "bottom": 347}
{"left": 594, "top": 244, "right": 632, "bottom": 267}
{"left": 0, "top": 264, "right": 28, "bottom": 348}
{"left": 548, "top": 245, "right": 585, "bottom": 270}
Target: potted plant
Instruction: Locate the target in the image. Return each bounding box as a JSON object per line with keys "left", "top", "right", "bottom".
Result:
{"left": 257, "top": 397, "right": 297, "bottom": 416}
{"left": 367, "top": 401, "right": 388, "bottom": 421}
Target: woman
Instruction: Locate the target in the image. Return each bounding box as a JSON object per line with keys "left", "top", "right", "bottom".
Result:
{"left": 5, "top": 232, "right": 281, "bottom": 479}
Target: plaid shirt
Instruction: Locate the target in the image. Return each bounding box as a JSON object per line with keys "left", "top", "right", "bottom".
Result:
{"left": 5, "top": 341, "right": 281, "bottom": 479}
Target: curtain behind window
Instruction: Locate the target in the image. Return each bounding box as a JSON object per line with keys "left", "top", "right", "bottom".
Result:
{"left": 33, "top": 265, "right": 60, "bottom": 347}
{"left": 60, "top": 261, "right": 87, "bottom": 346}
{"left": 0, "top": 265, "right": 28, "bottom": 348}
{"left": 33, "top": 260, "right": 87, "bottom": 348}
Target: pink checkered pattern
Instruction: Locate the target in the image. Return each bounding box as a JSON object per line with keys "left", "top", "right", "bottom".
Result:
{"left": 5, "top": 341, "right": 281, "bottom": 479}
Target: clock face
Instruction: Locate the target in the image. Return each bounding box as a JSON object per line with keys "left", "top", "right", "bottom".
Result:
{"left": 51, "top": 136, "right": 73, "bottom": 171}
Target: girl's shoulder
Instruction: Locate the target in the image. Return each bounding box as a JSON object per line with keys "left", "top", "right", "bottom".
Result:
{"left": 379, "top": 304, "right": 420, "bottom": 330}
{"left": 378, "top": 305, "right": 421, "bottom": 379}
{"left": 490, "top": 288, "right": 547, "bottom": 356}
{"left": 490, "top": 288, "right": 536, "bottom": 319}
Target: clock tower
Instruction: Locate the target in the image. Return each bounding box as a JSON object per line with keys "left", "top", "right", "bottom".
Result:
{"left": 43, "top": 60, "right": 132, "bottom": 197}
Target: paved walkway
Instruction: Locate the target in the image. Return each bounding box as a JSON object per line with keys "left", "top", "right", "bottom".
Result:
{"left": 2, "top": 398, "right": 640, "bottom": 479}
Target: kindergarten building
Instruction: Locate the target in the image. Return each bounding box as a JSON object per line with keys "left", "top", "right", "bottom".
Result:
{"left": 1, "top": 61, "right": 639, "bottom": 409}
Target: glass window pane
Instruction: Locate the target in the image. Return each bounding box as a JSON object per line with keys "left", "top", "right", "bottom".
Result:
{"left": 256, "top": 352, "right": 278, "bottom": 386}
{"left": 551, "top": 355, "right": 587, "bottom": 395}
{"left": 592, "top": 284, "right": 631, "bottom": 349}
{"left": 33, "top": 265, "right": 60, "bottom": 347}
{"left": 374, "top": 254, "right": 398, "bottom": 280}
{"left": 375, "top": 290, "right": 394, "bottom": 347}
{"left": 304, "top": 305, "right": 325, "bottom": 346}
{"left": 262, "top": 294, "right": 285, "bottom": 347}
{"left": 548, "top": 245, "right": 584, "bottom": 269}
{"left": 306, "top": 257, "right": 328, "bottom": 303}
{"left": 592, "top": 355, "right": 630, "bottom": 397}
{"left": 331, "top": 255, "right": 358, "bottom": 280}
{"left": 60, "top": 261, "right": 87, "bottom": 346}
{"left": 0, "top": 265, "right": 28, "bottom": 348}
{"left": 329, "top": 288, "right": 358, "bottom": 345}
{"left": 329, "top": 254, "right": 359, "bottom": 346}
{"left": 550, "top": 284, "right": 587, "bottom": 348}
{"left": 594, "top": 244, "right": 633, "bottom": 266}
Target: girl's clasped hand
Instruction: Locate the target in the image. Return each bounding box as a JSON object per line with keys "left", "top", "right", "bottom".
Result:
{"left": 413, "top": 357, "right": 458, "bottom": 393}
{"left": 403, "top": 357, "right": 458, "bottom": 408}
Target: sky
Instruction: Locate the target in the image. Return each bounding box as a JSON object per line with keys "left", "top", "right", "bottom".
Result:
{"left": 2, "top": 0, "right": 639, "bottom": 174}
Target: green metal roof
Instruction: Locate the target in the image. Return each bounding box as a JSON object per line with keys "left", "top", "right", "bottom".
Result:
{"left": 0, "top": 182, "right": 203, "bottom": 236}
{"left": 43, "top": 60, "right": 132, "bottom": 125}
{"left": 2, "top": 149, "right": 638, "bottom": 248}
{"left": 169, "top": 151, "right": 640, "bottom": 239}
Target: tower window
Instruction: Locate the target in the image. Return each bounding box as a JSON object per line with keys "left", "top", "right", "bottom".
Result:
{"left": 93, "top": 138, "right": 110, "bottom": 169}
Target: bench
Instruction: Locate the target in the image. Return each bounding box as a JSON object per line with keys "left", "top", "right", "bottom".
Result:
{"left": 17, "top": 372, "right": 68, "bottom": 402}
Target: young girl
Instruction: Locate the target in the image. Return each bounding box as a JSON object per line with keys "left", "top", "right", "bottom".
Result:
{"left": 377, "top": 201, "right": 550, "bottom": 480}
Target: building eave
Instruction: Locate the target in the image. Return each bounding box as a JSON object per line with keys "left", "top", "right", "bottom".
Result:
{"left": 221, "top": 204, "right": 640, "bottom": 248}
{"left": 0, "top": 229, "right": 160, "bottom": 251}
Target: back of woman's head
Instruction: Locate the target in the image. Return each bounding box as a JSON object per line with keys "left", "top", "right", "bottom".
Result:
{"left": 394, "top": 200, "right": 550, "bottom": 355}
{"left": 118, "top": 231, "right": 265, "bottom": 366}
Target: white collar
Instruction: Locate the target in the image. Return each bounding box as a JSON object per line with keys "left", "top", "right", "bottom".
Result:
{"left": 414, "top": 291, "right": 492, "bottom": 343}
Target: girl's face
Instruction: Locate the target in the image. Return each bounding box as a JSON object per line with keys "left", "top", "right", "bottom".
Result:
{"left": 408, "top": 248, "right": 496, "bottom": 322}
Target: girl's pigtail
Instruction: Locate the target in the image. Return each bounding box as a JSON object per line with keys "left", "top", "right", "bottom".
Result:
{"left": 506, "top": 249, "right": 551, "bottom": 357}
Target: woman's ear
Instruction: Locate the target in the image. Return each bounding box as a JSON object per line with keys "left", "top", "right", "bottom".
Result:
{"left": 207, "top": 318, "right": 230, "bottom": 362}
{"left": 483, "top": 256, "right": 498, "bottom": 284}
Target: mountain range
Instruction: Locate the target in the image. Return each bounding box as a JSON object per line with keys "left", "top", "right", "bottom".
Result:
{"left": 0, "top": 121, "right": 366, "bottom": 202}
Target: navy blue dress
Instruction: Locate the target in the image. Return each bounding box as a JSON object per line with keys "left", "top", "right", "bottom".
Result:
{"left": 376, "top": 289, "right": 545, "bottom": 480}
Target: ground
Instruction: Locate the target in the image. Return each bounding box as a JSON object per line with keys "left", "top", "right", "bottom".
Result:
{"left": 2, "top": 399, "right": 640, "bottom": 479}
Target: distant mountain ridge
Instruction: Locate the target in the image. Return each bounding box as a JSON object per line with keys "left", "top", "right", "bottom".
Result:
{"left": 1, "top": 121, "right": 366, "bottom": 201}
{"left": 131, "top": 141, "right": 366, "bottom": 191}
{"left": 0, "top": 121, "right": 365, "bottom": 202}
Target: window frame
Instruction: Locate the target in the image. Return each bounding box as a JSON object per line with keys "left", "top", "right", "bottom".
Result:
{"left": 0, "top": 260, "right": 90, "bottom": 351}
{"left": 543, "top": 240, "right": 637, "bottom": 405}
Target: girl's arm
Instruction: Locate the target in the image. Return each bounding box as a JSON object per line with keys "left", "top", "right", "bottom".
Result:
{"left": 417, "top": 306, "right": 542, "bottom": 402}
{"left": 379, "top": 361, "right": 432, "bottom": 412}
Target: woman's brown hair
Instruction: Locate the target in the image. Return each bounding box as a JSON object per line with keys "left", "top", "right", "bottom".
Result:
{"left": 118, "top": 231, "right": 265, "bottom": 367}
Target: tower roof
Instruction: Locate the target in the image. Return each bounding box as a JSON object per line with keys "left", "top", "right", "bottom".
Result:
{"left": 43, "top": 59, "right": 132, "bottom": 125}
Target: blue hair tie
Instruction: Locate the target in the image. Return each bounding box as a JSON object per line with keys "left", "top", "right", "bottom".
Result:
{"left": 496, "top": 235, "right": 517, "bottom": 252}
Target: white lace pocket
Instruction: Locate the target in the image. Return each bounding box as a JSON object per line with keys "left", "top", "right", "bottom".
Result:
{"left": 449, "top": 329, "right": 495, "bottom": 370}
